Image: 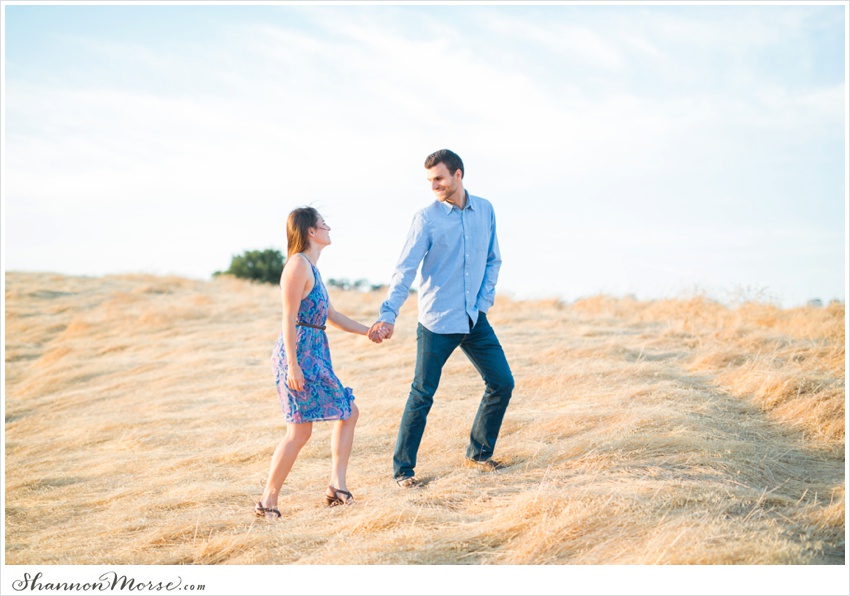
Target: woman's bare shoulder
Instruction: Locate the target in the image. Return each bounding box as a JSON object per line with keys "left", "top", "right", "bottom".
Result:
{"left": 281, "top": 254, "right": 314, "bottom": 288}
{"left": 285, "top": 253, "right": 311, "bottom": 271}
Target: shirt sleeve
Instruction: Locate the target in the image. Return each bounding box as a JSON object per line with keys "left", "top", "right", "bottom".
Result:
{"left": 379, "top": 211, "right": 430, "bottom": 324}
{"left": 475, "top": 206, "right": 501, "bottom": 313}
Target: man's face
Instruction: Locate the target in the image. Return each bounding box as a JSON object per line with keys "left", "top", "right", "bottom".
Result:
{"left": 426, "top": 162, "right": 463, "bottom": 205}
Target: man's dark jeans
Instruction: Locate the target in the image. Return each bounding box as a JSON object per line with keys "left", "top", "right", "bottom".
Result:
{"left": 393, "top": 312, "right": 514, "bottom": 479}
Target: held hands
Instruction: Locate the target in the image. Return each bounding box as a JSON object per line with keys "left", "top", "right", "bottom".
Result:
{"left": 368, "top": 321, "right": 394, "bottom": 344}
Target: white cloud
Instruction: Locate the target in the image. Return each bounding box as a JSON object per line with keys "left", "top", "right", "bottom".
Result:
{"left": 504, "top": 19, "right": 626, "bottom": 71}
{"left": 3, "top": 5, "right": 845, "bottom": 306}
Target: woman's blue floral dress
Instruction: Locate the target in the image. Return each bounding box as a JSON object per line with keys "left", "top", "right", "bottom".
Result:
{"left": 271, "top": 258, "right": 355, "bottom": 423}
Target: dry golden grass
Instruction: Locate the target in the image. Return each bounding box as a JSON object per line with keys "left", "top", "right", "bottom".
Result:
{"left": 4, "top": 272, "right": 846, "bottom": 565}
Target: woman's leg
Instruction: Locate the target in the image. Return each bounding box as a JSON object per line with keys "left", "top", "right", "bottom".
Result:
{"left": 329, "top": 403, "right": 359, "bottom": 498}
{"left": 259, "top": 422, "right": 313, "bottom": 512}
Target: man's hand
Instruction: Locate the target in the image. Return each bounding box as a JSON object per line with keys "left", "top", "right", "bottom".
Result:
{"left": 368, "top": 321, "right": 394, "bottom": 343}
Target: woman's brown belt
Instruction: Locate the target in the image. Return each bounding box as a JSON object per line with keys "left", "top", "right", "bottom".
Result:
{"left": 296, "top": 321, "right": 326, "bottom": 330}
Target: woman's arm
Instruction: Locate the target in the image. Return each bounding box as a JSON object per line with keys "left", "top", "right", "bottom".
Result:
{"left": 326, "top": 300, "right": 370, "bottom": 336}
{"left": 281, "top": 256, "right": 312, "bottom": 391}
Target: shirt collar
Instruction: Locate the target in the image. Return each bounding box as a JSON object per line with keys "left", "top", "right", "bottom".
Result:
{"left": 438, "top": 191, "right": 474, "bottom": 214}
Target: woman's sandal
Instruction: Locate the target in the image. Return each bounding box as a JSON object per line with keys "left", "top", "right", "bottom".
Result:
{"left": 325, "top": 485, "right": 354, "bottom": 507}
{"left": 254, "top": 501, "right": 281, "bottom": 518}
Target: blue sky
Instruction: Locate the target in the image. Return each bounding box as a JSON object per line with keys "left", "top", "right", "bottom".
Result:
{"left": 2, "top": 2, "right": 847, "bottom": 307}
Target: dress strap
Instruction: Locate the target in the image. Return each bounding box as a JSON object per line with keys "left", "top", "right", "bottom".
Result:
{"left": 296, "top": 252, "right": 319, "bottom": 283}
{"left": 298, "top": 253, "right": 316, "bottom": 269}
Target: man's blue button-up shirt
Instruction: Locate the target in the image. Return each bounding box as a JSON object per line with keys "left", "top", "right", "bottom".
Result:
{"left": 378, "top": 192, "right": 502, "bottom": 334}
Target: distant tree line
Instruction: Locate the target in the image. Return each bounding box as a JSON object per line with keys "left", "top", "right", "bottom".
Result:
{"left": 214, "top": 249, "right": 388, "bottom": 292}
{"left": 214, "top": 249, "right": 284, "bottom": 284}
{"left": 327, "top": 278, "right": 386, "bottom": 292}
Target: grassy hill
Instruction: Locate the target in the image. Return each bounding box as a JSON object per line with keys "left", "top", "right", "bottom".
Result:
{"left": 4, "top": 271, "right": 845, "bottom": 566}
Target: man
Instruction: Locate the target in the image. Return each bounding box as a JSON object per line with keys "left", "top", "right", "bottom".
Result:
{"left": 369, "top": 149, "right": 514, "bottom": 488}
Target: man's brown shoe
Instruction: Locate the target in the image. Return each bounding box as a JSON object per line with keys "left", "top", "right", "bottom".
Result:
{"left": 464, "top": 457, "right": 504, "bottom": 471}
{"left": 395, "top": 476, "right": 420, "bottom": 489}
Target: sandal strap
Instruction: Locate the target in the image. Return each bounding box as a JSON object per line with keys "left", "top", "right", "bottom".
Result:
{"left": 328, "top": 485, "right": 353, "bottom": 499}
{"left": 328, "top": 484, "right": 354, "bottom": 501}
{"left": 255, "top": 502, "right": 281, "bottom": 517}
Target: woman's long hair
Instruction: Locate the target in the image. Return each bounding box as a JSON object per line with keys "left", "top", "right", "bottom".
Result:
{"left": 286, "top": 207, "right": 320, "bottom": 259}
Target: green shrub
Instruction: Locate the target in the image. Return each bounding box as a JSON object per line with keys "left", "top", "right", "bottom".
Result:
{"left": 215, "top": 249, "right": 284, "bottom": 284}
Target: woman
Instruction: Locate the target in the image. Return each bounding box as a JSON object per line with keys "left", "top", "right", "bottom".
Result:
{"left": 255, "top": 207, "right": 386, "bottom": 518}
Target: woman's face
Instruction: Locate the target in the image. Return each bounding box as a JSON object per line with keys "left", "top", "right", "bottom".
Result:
{"left": 310, "top": 216, "right": 332, "bottom": 246}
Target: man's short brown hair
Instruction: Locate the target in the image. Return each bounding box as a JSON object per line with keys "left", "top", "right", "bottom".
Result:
{"left": 424, "top": 149, "right": 464, "bottom": 179}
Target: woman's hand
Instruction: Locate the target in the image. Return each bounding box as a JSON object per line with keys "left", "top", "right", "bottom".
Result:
{"left": 287, "top": 362, "right": 305, "bottom": 391}
{"left": 368, "top": 321, "right": 393, "bottom": 343}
